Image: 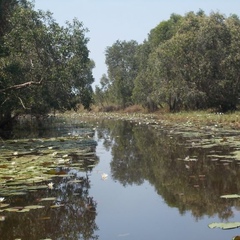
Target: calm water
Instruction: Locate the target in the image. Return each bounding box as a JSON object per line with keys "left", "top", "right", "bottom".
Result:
{"left": 0, "top": 117, "right": 240, "bottom": 240}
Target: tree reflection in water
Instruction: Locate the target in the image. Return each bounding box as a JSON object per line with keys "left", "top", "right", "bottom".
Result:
{"left": 96, "top": 119, "right": 240, "bottom": 221}
{"left": 0, "top": 169, "right": 99, "bottom": 240}
{"left": 0, "top": 119, "right": 99, "bottom": 240}
{"left": 2, "top": 116, "right": 240, "bottom": 239}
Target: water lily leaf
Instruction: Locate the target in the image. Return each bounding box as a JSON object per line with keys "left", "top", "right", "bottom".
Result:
{"left": 220, "top": 194, "right": 240, "bottom": 199}
{"left": 50, "top": 204, "right": 64, "bottom": 208}
{"left": 10, "top": 192, "right": 27, "bottom": 196}
{"left": 208, "top": 222, "right": 240, "bottom": 229}
{"left": 27, "top": 186, "right": 48, "bottom": 190}
{"left": 24, "top": 205, "right": 45, "bottom": 209}
{"left": 233, "top": 236, "right": 240, "bottom": 240}
{"left": 4, "top": 208, "right": 20, "bottom": 212}
{"left": 0, "top": 204, "right": 9, "bottom": 208}
{"left": 17, "top": 209, "right": 30, "bottom": 213}
{"left": 87, "top": 165, "right": 96, "bottom": 168}
{"left": 40, "top": 197, "right": 56, "bottom": 201}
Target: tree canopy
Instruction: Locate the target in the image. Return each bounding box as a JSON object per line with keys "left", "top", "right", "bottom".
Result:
{"left": 95, "top": 11, "right": 240, "bottom": 112}
{"left": 0, "top": 0, "right": 94, "bottom": 129}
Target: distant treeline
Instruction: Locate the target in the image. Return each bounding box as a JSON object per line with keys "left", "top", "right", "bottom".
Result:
{"left": 95, "top": 10, "right": 240, "bottom": 112}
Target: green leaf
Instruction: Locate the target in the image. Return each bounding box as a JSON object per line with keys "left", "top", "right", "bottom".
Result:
{"left": 24, "top": 205, "right": 45, "bottom": 209}
{"left": 208, "top": 222, "right": 240, "bottom": 230}
{"left": 39, "top": 197, "right": 56, "bottom": 201}
{"left": 220, "top": 194, "right": 240, "bottom": 199}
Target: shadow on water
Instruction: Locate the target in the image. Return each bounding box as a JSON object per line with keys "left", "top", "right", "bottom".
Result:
{"left": 1, "top": 116, "right": 240, "bottom": 239}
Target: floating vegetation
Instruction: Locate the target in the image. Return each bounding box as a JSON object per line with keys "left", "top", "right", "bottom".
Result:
{"left": 40, "top": 197, "right": 56, "bottom": 201}
{"left": 208, "top": 222, "right": 240, "bottom": 230}
{"left": 50, "top": 204, "right": 64, "bottom": 208}
{"left": 220, "top": 194, "right": 240, "bottom": 199}
{"left": 0, "top": 126, "right": 98, "bottom": 215}
{"left": 101, "top": 173, "right": 108, "bottom": 180}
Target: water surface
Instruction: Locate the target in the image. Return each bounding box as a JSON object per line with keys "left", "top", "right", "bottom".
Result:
{"left": 0, "top": 117, "right": 240, "bottom": 240}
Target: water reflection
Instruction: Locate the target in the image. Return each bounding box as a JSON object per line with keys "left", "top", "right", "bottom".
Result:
{"left": 0, "top": 119, "right": 99, "bottom": 240}
{"left": 96, "top": 119, "right": 240, "bottom": 221}
{"left": 0, "top": 171, "right": 99, "bottom": 239}
{"left": 1, "top": 116, "right": 240, "bottom": 239}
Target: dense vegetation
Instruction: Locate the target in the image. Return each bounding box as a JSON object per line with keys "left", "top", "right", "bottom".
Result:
{"left": 0, "top": 0, "right": 94, "bottom": 129}
{"left": 1, "top": 2, "right": 240, "bottom": 131}
{"left": 95, "top": 10, "right": 240, "bottom": 113}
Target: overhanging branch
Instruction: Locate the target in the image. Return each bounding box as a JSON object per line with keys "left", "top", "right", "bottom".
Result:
{"left": 0, "top": 78, "right": 43, "bottom": 93}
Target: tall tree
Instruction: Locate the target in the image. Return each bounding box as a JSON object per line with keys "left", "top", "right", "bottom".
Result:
{"left": 148, "top": 13, "right": 182, "bottom": 48}
{"left": 0, "top": 1, "right": 94, "bottom": 128}
{"left": 105, "top": 40, "right": 139, "bottom": 108}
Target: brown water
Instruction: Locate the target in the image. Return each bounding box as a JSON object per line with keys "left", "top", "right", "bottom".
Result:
{"left": 0, "top": 117, "right": 240, "bottom": 240}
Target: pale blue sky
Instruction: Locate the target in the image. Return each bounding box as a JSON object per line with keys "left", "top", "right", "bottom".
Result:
{"left": 34, "top": 0, "right": 240, "bottom": 88}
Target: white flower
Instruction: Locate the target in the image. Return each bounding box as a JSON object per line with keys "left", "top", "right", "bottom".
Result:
{"left": 0, "top": 198, "right": 5, "bottom": 203}
{"left": 47, "top": 182, "right": 54, "bottom": 189}
{"left": 101, "top": 173, "right": 108, "bottom": 180}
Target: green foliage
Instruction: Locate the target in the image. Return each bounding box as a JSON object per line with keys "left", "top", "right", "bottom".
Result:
{"left": 148, "top": 13, "right": 182, "bottom": 48}
{"left": 97, "top": 10, "right": 240, "bottom": 113}
{"left": 94, "top": 74, "right": 112, "bottom": 107}
{"left": 104, "top": 40, "right": 139, "bottom": 108}
{"left": 0, "top": 1, "right": 94, "bottom": 128}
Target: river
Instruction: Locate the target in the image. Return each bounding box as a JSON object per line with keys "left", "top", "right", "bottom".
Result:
{"left": 0, "top": 115, "right": 240, "bottom": 240}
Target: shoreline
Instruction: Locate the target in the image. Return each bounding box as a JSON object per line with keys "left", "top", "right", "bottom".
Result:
{"left": 62, "top": 110, "right": 240, "bottom": 131}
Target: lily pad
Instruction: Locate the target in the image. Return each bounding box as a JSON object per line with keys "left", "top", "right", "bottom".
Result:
{"left": 10, "top": 192, "right": 27, "bottom": 196}
{"left": 220, "top": 194, "right": 240, "bottom": 199}
{"left": 24, "top": 205, "right": 45, "bottom": 209}
{"left": 40, "top": 197, "right": 56, "bottom": 201}
{"left": 233, "top": 236, "right": 240, "bottom": 240}
{"left": 50, "top": 204, "right": 64, "bottom": 208}
{"left": 4, "top": 208, "right": 20, "bottom": 212}
{"left": 17, "top": 209, "right": 30, "bottom": 213}
{"left": 208, "top": 222, "right": 240, "bottom": 230}
{"left": 0, "top": 204, "right": 10, "bottom": 208}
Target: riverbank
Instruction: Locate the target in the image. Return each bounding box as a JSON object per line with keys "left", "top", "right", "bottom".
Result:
{"left": 62, "top": 109, "right": 240, "bottom": 131}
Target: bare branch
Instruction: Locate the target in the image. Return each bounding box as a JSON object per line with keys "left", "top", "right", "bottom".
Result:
{"left": 18, "top": 97, "right": 30, "bottom": 110}
{"left": 0, "top": 78, "right": 43, "bottom": 93}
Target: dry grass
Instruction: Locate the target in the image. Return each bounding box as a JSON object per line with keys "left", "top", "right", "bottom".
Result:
{"left": 123, "top": 105, "right": 146, "bottom": 113}
{"left": 75, "top": 104, "right": 240, "bottom": 130}
{"left": 154, "top": 111, "right": 240, "bottom": 129}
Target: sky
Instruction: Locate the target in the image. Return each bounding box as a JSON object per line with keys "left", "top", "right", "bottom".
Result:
{"left": 34, "top": 0, "right": 240, "bottom": 88}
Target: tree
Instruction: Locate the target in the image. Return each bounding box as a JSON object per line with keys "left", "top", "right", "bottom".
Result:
{"left": 94, "top": 74, "right": 112, "bottom": 108}
{"left": 132, "top": 41, "right": 159, "bottom": 111}
{"left": 97, "top": 11, "right": 240, "bottom": 112}
{"left": 149, "top": 12, "right": 205, "bottom": 111}
{"left": 0, "top": 1, "right": 94, "bottom": 128}
{"left": 132, "top": 14, "right": 183, "bottom": 111}
{"left": 149, "top": 11, "right": 239, "bottom": 112}
{"left": 148, "top": 13, "right": 182, "bottom": 48}
{"left": 195, "top": 12, "right": 233, "bottom": 111}
{"left": 105, "top": 40, "right": 139, "bottom": 108}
